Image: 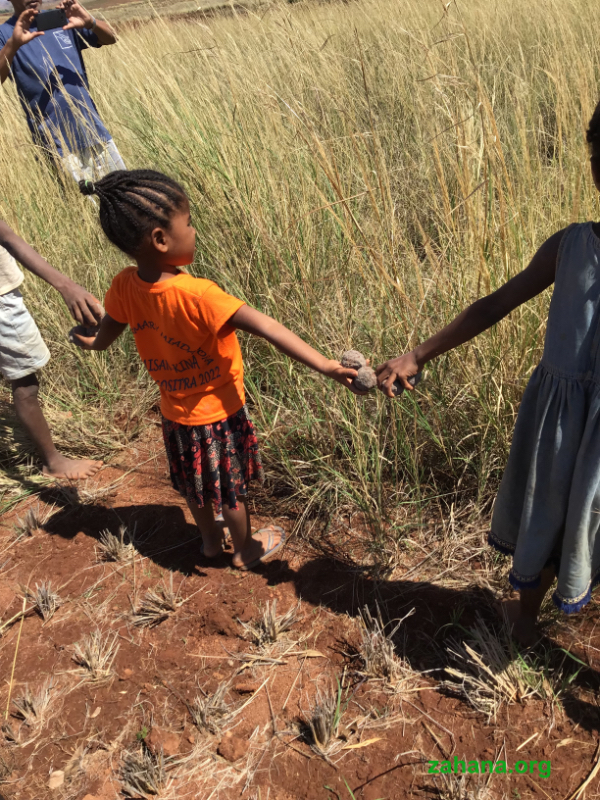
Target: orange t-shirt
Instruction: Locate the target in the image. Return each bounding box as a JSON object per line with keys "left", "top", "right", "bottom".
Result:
{"left": 104, "top": 267, "right": 246, "bottom": 426}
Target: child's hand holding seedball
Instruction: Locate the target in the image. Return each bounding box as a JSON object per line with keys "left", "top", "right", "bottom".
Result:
{"left": 69, "top": 325, "right": 99, "bottom": 349}
{"left": 375, "top": 351, "right": 422, "bottom": 397}
{"left": 68, "top": 304, "right": 105, "bottom": 349}
{"left": 341, "top": 350, "right": 377, "bottom": 391}
{"left": 341, "top": 350, "right": 421, "bottom": 395}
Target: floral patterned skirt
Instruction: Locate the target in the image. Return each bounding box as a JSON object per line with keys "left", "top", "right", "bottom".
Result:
{"left": 162, "top": 405, "right": 264, "bottom": 513}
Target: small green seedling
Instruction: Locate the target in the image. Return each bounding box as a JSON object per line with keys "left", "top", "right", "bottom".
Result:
{"left": 136, "top": 725, "right": 149, "bottom": 741}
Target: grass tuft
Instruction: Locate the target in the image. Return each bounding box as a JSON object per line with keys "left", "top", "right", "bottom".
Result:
{"left": 0, "top": 746, "right": 13, "bottom": 782}
{"left": 72, "top": 630, "right": 120, "bottom": 682}
{"left": 21, "top": 581, "right": 61, "bottom": 622}
{"left": 190, "top": 679, "right": 234, "bottom": 735}
{"left": 121, "top": 742, "right": 167, "bottom": 797}
{"left": 14, "top": 506, "right": 49, "bottom": 538}
{"left": 441, "top": 616, "right": 552, "bottom": 721}
{"left": 11, "top": 679, "right": 56, "bottom": 729}
{"left": 239, "top": 599, "right": 301, "bottom": 647}
{"left": 356, "top": 604, "right": 414, "bottom": 684}
{"left": 97, "top": 524, "right": 136, "bottom": 563}
{"left": 1, "top": 722, "right": 18, "bottom": 745}
{"left": 433, "top": 772, "right": 494, "bottom": 800}
{"left": 303, "top": 682, "right": 347, "bottom": 760}
{"left": 132, "top": 576, "right": 183, "bottom": 628}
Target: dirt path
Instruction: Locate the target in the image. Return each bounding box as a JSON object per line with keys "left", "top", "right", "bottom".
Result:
{"left": 1, "top": 424, "right": 599, "bottom": 799}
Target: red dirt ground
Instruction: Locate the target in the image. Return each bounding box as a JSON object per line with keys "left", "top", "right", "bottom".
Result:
{"left": 1, "top": 422, "right": 600, "bottom": 800}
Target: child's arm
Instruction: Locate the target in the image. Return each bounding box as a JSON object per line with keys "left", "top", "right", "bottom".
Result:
{"left": 228, "top": 305, "right": 365, "bottom": 394}
{"left": 69, "top": 314, "right": 127, "bottom": 350}
{"left": 376, "top": 228, "right": 566, "bottom": 396}
{"left": 0, "top": 220, "right": 103, "bottom": 325}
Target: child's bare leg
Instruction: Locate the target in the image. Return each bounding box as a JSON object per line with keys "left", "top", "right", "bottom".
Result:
{"left": 503, "top": 565, "right": 556, "bottom": 646}
{"left": 222, "top": 497, "right": 283, "bottom": 569}
{"left": 12, "top": 374, "right": 102, "bottom": 480}
{"left": 186, "top": 500, "right": 224, "bottom": 558}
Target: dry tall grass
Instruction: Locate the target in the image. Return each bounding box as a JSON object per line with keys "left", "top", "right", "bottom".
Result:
{"left": 1, "top": 0, "right": 597, "bottom": 554}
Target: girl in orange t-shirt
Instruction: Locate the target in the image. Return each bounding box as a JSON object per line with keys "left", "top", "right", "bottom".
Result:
{"left": 71, "top": 169, "right": 363, "bottom": 570}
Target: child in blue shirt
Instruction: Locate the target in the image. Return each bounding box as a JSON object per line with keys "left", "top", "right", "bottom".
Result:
{"left": 0, "top": 2, "right": 125, "bottom": 181}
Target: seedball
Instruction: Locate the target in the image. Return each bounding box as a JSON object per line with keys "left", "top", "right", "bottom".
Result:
{"left": 354, "top": 366, "right": 377, "bottom": 391}
{"left": 341, "top": 349, "right": 422, "bottom": 394}
{"left": 391, "top": 372, "right": 422, "bottom": 396}
{"left": 340, "top": 350, "right": 367, "bottom": 370}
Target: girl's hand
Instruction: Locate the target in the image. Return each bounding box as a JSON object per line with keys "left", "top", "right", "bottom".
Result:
{"left": 322, "top": 360, "right": 369, "bottom": 395}
{"left": 376, "top": 352, "right": 420, "bottom": 397}
{"left": 68, "top": 325, "right": 98, "bottom": 350}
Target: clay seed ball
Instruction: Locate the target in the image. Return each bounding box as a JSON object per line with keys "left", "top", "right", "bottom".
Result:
{"left": 341, "top": 350, "right": 367, "bottom": 370}
{"left": 354, "top": 365, "right": 378, "bottom": 392}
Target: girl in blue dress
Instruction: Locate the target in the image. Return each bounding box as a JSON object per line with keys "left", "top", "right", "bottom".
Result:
{"left": 376, "top": 101, "right": 600, "bottom": 645}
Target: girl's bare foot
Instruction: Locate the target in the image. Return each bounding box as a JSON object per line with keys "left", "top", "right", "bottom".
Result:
{"left": 498, "top": 598, "right": 538, "bottom": 648}
{"left": 43, "top": 455, "right": 103, "bottom": 480}
{"left": 232, "top": 525, "right": 285, "bottom": 570}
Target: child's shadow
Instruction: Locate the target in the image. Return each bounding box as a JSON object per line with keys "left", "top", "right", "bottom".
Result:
{"left": 266, "top": 554, "right": 495, "bottom": 675}
{"left": 262, "top": 555, "right": 600, "bottom": 732}
{"left": 39, "top": 491, "right": 207, "bottom": 577}
{"left": 37, "top": 493, "right": 600, "bottom": 734}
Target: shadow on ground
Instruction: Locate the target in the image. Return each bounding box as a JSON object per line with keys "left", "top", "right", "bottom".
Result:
{"left": 39, "top": 495, "right": 600, "bottom": 735}
{"left": 39, "top": 492, "right": 205, "bottom": 576}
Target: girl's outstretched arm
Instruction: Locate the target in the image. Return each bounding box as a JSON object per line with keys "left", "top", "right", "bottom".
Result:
{"left": 228, "top": 305, "right": 366, "bottom": 394}
{"left": 376, "top": 228, "right": 567, "bottom": 396}
{"left": 69, "top": 314, "right": 127, "bottom": 351}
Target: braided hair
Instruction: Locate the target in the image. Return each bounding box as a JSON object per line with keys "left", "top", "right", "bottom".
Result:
{"left": 587, "top": 101, "right": 600, "bottom": 160}
{"left": 80, "top": 170, "right": 188, "bottom": 256}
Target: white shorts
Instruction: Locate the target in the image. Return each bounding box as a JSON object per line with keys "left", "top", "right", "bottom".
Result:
{"left": 0, "top": 289, "right": 50, "bottom": 382}
{"left": 58, "top": 138, "right": 126, "bottom": 183}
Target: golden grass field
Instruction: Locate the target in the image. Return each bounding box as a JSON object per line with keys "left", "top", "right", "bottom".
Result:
{"left": 2, "top": 2, "right": 600, "bottom": 798}
{"left": 3, "top": 0, "right": 599, "bottom": 560}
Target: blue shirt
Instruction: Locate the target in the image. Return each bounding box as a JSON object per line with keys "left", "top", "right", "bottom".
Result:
{"left": 0, "top": 17, "right": 111, "bottom": 155}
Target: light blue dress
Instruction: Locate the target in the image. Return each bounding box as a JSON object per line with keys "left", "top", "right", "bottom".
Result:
{"left": 490, "top": 222, "right": 600, "bottom": 613}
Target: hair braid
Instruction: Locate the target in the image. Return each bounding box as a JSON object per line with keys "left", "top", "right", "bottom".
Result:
{"left": 79, "top": 169, "right": 188, "bottom": 256}
{"left": 122, "top": 191, "right": 170, "bottom": 226}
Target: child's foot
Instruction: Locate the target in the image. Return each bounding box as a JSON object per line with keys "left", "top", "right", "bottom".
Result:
{"left": 233, "top": 525, "right": 285, "bottom": 570}
{"left": 498, "top": 598, "right": 539, "bottom": 647}
{"left": 43, "top": 455, "right": 103, "bottom": 480}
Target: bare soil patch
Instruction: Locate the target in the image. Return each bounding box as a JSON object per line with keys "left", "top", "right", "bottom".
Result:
{"left": 1, "top": 422, "right": 600, "bottom": 799}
